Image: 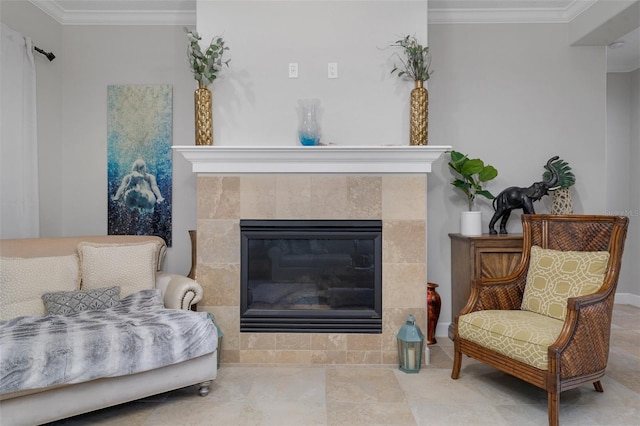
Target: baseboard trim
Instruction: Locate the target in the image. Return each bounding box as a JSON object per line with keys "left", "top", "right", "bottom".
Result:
{"left": 615, "top": 293, "right": 640, "bottom": 307}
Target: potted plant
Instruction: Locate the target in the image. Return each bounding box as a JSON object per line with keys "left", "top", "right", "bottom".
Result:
{"left": 184, "top": 27, "right": 230, "bottom": 145}
{"left": 542, "top": 157, "right": 575, "bottom": 214}
{"left": 448, "top": 150, "right": 498, "bottom": 235}
{"left": 390, "top": 35, "right": 433, "bottom": 146}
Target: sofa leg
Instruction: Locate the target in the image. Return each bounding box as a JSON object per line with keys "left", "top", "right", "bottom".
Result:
{"left": 198, "top": 381, "right": 212, "bottom": 397}
{"left": 548, "top": 391, "right": 559, "bottom": 426}
{"left": 593, "top": 380, "right": 604, "bottom": 392}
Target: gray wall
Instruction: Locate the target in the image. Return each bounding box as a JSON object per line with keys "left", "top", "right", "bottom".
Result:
{"left": 2, "top": 2, "right": 637, "bottom": 327}
{"left": 195, "top": 0, "right": 429, "bottom": 146}
{"left": 607, "top": 70, "right": 640, "bottom": 297}
{"left": 1, "top": 1, "right": 197, "bottom": 274}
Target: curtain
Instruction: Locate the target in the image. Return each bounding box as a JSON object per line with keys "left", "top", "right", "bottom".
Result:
{"left": 1, "top": 23, "right": 39, "bottom": 238}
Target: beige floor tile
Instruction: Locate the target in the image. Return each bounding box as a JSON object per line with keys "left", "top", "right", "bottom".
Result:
{"left": 42, "top": 304, "right": 639, "bottom": 426}
{"left": 326, "top": 401, "right": 416, "bottom": 426}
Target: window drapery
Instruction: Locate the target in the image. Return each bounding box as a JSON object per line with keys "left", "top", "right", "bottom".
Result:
{"left": 1, "top": 23, "right": 39, "bottom": 238}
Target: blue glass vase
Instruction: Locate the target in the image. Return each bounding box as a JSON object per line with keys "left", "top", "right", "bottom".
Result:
{"left": 298, "top": 99, "right": 321, "bottom": 146}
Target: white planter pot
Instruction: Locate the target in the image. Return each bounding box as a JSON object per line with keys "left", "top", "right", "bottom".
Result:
{"left": 461, "top": 211, "right": 483, "bottom": 236}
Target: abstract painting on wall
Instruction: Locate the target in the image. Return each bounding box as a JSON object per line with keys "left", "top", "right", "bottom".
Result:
{"left": 107, "top": 85, "right": 172, "bottom": 246}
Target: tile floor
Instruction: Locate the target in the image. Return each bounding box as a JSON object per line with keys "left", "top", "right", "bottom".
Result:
{"left": 47, "top": 304, "right": 639, "bottom": 426}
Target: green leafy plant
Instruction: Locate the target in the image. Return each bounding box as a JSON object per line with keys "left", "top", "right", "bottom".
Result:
{"left": 390, "top": 35, "right": 433, "bottom": 82}
{"left": 184, "top": 27, "right": 230, "bottom": 86}
{"left": 448, "top": 150, "right": 498, "bottom": 211}
{"left": 543, "top": 158, "right": 575, "bottom": 190}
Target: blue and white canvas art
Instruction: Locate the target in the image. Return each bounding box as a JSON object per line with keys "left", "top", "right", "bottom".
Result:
{"left": 107, "top": 85, "right": 172, "bottom": 246}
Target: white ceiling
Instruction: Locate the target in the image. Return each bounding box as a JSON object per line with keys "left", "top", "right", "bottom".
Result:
{"left": 28, "top": 0, "right": 639, "bottom": 71}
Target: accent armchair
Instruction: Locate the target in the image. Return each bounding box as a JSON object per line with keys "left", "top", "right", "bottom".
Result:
{"left": 451, "top": 214, "right": 628, "bottom": 426}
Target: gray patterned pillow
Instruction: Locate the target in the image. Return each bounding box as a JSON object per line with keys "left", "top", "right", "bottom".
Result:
{"left": 42, "top": 286, "right": 121, "bottom": 315}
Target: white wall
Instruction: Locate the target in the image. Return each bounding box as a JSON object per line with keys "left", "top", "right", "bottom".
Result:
{"left": 2, "top": 2, "right": 636, "bottom": 322}
{"left": 1, "top": 1, "right": 197, "bottom": 274}
{"left": 196, "top": 0, "right": 428, "bottom": 146}
{"left": 631, "top": 69, "right": 640, "bottom": 298}
{"left": 607, "top": 71, "right": 638, "bottom": 297}
{"left": 427, "top": 23, "right": 612, "bottom": 327}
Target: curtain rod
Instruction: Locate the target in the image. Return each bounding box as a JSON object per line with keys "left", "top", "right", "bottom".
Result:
{"left": 34, "top": 46, "right": 55, "bottom": 61}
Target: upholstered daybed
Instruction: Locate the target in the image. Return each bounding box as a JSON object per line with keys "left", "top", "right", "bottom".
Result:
{"left": 0, "top": 236, "right": 218, "bottom": 426}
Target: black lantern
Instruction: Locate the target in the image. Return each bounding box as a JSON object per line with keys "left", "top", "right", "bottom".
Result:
{"left": 396, "top": 314, "right": 425, "bottom": 373}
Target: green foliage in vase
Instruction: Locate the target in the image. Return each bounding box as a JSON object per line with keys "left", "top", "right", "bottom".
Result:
{"left": 390, "top": 35, "right": 433, "bottom": 82}
{"left": 448, "top": 150, "right": 499, "bottom": 211}
{"left": 543, "top": 158, "right": 575, "bottom": 190}
{"left": 184, "top": 27, "right": 230, "bottom": 86}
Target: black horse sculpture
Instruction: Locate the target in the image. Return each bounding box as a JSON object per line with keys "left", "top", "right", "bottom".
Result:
{"left": 488, "top": 156, "right": 559, "bottom": 234}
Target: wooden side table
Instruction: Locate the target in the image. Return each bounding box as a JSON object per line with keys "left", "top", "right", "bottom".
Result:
{"left": 448, "top": 233, "right": 523, "bottom": 339}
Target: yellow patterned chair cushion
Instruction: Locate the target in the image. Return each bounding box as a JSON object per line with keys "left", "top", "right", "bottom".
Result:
{"left": 458, "top": 310, "right": 564, "bottom": 370}
{"left": 521, "top": 246, "right": 609, "bottom": 321}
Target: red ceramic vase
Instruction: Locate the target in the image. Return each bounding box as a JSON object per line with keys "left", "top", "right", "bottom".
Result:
{"left": 426, "top": 282, "right": 441, "bottom": 344}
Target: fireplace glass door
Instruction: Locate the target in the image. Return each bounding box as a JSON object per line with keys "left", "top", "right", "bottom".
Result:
{"left": 240, "top": 220, "right": 382, "bottom": 333}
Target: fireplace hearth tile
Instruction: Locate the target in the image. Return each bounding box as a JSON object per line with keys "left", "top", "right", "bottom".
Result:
{"left": 274, "top": 350, "right": 313, "bottom": 364}
{"left": 382, "top": 175, "right": 426, "bottom": 220}
{"left": 241, "top": 333, "right": 276, "bottom": 350}
{"left": 346, "top": 334, "right": 382, "bottom": 351}
{"left": 198, "top": 220, "right": 239, "bottom": 264}
{"left": 199, "top": 263, "right": 239, "bottom": 306}
{"left": 346, "top": 350, "right": 383, "bottom": 364}
{"left": 197, "top": 176, "right": 240, "bottom": 219}
{"left": 240, "top": 175, "right": 276, "bottom": 218}
{"left": 383, "top": 263, "right": 427, "bottom": 309}
{"left": 311, "top": 334, "right": 347, "bottom": 351}
{"left": 275, "top": 175, "right": 312, "bottom": 218}
{"left": 382, "top": 220, "right": 426, "bottom": 264}
{"left": 276, "top": 333, "right": 312, "bottom": 350}
{"left": 240, "top": 349, "right": 277, "bottom": 364}
{"left": 311, "top": 350, "right": 347, "bottom": 364}
{"left": 346, "top": 176, "right": 382, "bottom": 219}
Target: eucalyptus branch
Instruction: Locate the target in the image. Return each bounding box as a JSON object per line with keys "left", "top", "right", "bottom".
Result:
{"left": 390, "top": 35, "right": 433, "bottom": 82}
{"left": 184, "top": 27, "right": 230, "bottom": 86}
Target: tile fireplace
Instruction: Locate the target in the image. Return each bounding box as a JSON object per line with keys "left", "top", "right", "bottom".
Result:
{"left": 174, "top": 145, "right": 450, "bottom": 365}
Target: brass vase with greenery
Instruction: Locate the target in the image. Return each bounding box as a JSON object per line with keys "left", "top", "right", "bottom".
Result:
{"left": 185, "top": 27, "right": 230, "bottom": 146}
{"left": 391, "top": 35, "right": 433, "bottom": 145}
{"left": 543, "top": 158, "right": 575, "bottom": 214}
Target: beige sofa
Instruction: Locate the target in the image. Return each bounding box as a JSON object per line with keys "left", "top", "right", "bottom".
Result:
{"left": 0, "top": 235, "right": 217, "bottom": 426}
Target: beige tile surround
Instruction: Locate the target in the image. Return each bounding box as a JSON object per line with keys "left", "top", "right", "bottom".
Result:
{"left": 196, "top": 174, "right": 428, "bottom": 366}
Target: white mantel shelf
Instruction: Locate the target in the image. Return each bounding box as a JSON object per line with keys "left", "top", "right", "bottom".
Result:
{"left": 173, "top": 145, "right": 452, "bottom": 174}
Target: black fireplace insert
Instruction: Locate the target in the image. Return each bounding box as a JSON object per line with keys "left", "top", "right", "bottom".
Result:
{"left": 240, "top": 220, "right": 382, "bottom": 333}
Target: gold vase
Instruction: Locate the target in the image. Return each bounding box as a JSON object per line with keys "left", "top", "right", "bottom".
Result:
{"left": 195, "top": 82, "right": 213, "bottom": 145}
{"left": 410, "top": 80, "right": 428, "bottom": 146}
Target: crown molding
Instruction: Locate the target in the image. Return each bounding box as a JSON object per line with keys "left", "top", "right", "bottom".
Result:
{"left": 31, "top": 0, "right": 599, "bottom": 26}
{"left": 29, "top": 1, "right": 196, "bottom": 26}
{"left": 428, "top": 0, "right": 598, "bottom": 24}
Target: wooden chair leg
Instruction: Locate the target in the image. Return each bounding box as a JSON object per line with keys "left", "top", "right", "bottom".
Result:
{"left": 593, "top": 380, "right": 604, "bottom": 392}
{"left": 451, "top": 346, "right": 462, "bottom": 379}
{"left": 548, "top": 391, "right": 559, "bottom": 426}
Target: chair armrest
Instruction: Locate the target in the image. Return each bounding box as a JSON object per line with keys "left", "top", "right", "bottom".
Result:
{"left": 155, "top": 271, "right": 203, "bottom": 310}
{"left": 548, "top": 290, "right": 614, "bottom": 378}
{"left": 460, "top": 273, "right": 527, "bottom": 316}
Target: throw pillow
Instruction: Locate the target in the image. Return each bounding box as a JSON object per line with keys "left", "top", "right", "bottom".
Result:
{"left": 78, "top": 242, "right": 160, "bottom": 298}
{"left": 521, "top": 245, "right": 610, "bottom": 321}
{"left": 0, "top": 254, "right": 80, "bottom": 321}
{"left": 42, "top": 286, "right": 121, "bottom": 315}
